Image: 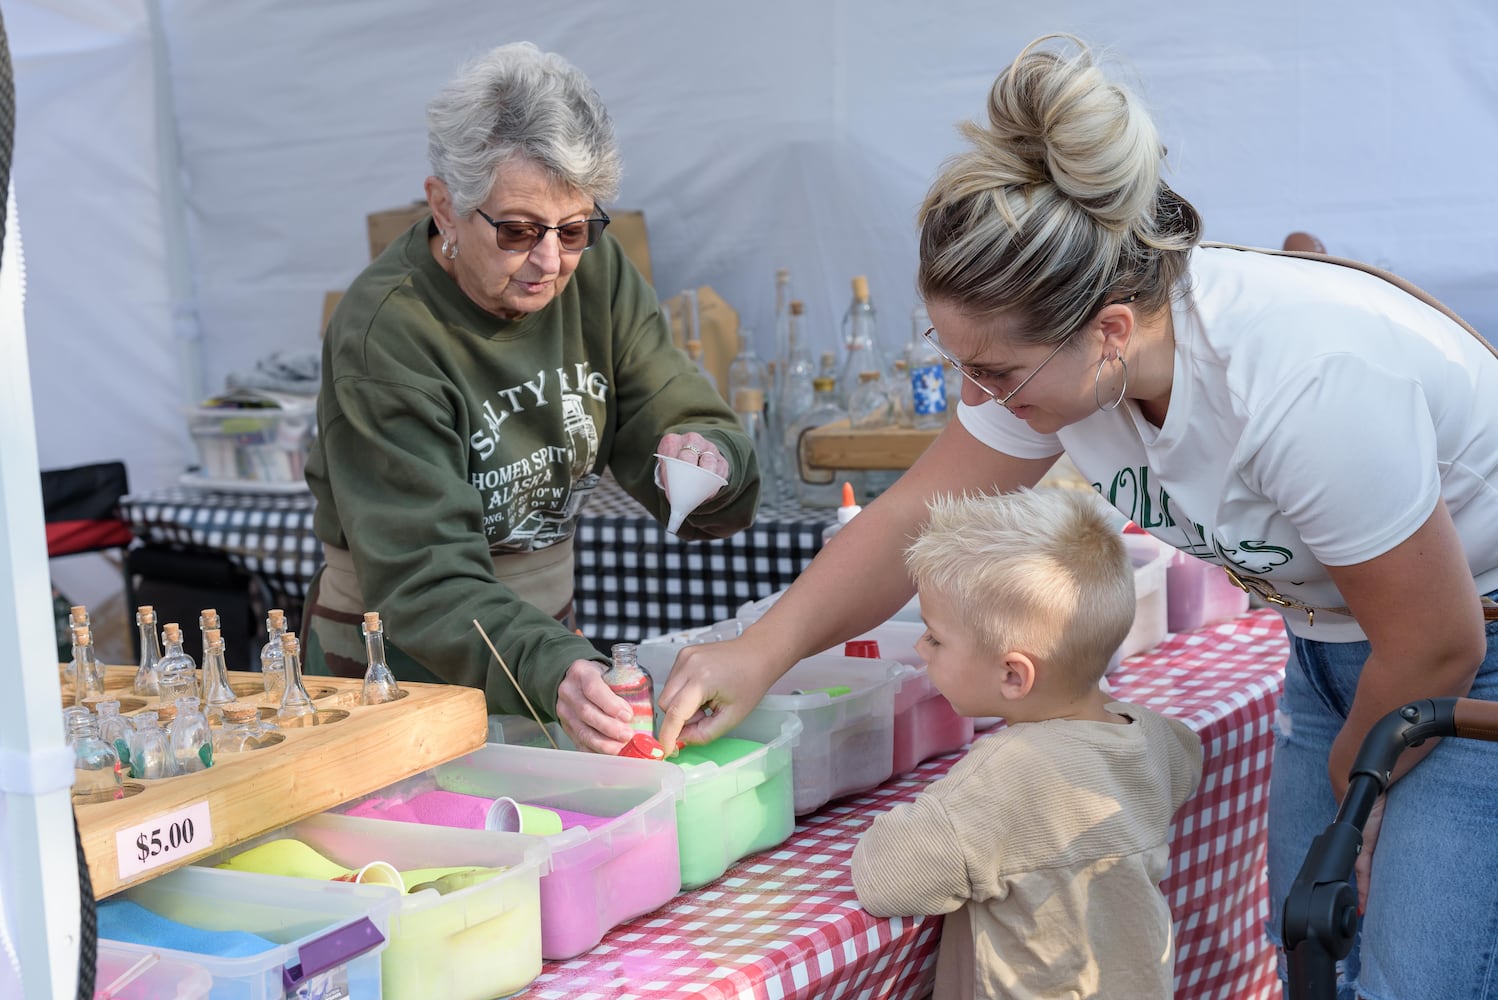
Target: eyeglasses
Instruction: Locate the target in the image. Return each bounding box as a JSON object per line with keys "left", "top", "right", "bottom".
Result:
{"left": 922, "top": 294, "right": 1138, "bottom": 410}
{"left": 473, "top": 206, "right": 611, "bottom": 254}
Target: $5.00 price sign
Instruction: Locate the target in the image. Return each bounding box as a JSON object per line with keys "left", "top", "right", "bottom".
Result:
{"left": 114, "top": 801, "right": 214, "bottom": 881}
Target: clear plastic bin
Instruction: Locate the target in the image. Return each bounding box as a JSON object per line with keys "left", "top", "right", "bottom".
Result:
{"left": 187, "top": 398, "right": 315, "bottom": 485}
{"left": 668, "top": 707, "right": 800, "bottom": 888}
{"left": 197, "top": 813, "right": 548, "bottom": 1000}
{"left": 98, "top": 864, "right": 395, "bottom": 1000}
{"left": 761, "top": 654, "right": 900, "bottom": 814}
{"left": 96, "top": 942, "right": 214, "bottom": 1000}
{"left": 330, "top": 743, "right": 683, "bottom": 960}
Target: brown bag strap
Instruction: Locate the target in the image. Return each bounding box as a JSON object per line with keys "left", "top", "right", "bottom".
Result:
{"left": 1200, "top": 242, "right": 1498, "bottom": 361}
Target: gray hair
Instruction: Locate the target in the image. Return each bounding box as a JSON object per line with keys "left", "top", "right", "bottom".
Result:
{"left": 905, "top": 487, "right": 1135, "bottom": 688}
{"left": 917, "top": 35, "right": 1201, "bottom": 349}
{"left": 426, "top": 42, "right": 623, "bottom": 216}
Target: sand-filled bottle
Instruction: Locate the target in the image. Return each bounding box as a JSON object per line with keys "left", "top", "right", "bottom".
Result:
{"left": 604, "top": 642, "right": 655, "bottom": 736}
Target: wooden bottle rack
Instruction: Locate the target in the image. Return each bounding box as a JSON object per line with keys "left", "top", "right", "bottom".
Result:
{"left": 71, "top": 664, "right": 487, "bottom": 898}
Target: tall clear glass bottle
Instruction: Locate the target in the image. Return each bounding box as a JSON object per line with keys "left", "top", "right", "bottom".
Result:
{"left": 260, "top": 608, "right": 288, "bottom": 702}
{"left": 200, "top": 627, "right": 237, "bottom": 722}
{"left": 785, "top": 376, "right": 865, "bottom": 508}
{"left": 126, "top": 710, "right": 176, "bottom": 780}
{"left": 839, "top": 276, "right": 887, "bottom": 407}
{"left": 134, "top": 605, "right": 163, "bottom": 697}
{"left": 63, "top": 605, "right": 88, "bottom": 686}
{"left": 95, "top": 699, "right": 133, "bottom": 774}
{"left": 72, "top": 624, "right": 106, "bottom": 706}
{"left": 360, "top": 612, "right": 402, "bottom": 706}
{"left": 603, "top": 642, "right": 654, "bottom": 736}
{"left": 848, "top": 371, "right": 901, "bottom": 499}
{"left": 277, "top": 631, "right": 317, "bottom": 722}
{"left": 685, "top": 340, "right": 718, "bottom": 396}
{"left": 198, "top": 608, "right": 220, "bottom": 681}
{"left": 778, "top": 301, "right": 817, "bottom": 443}
{"left": 156, "top": 622, "right": 198, "bottom": 704}
{"left": 68, "top": 711, "right": 123, "bottom": 804}
{"left": 902, "top": 305, "right": 949, "bottom": 430}
{"left": 733, "top": 386, "right": 780, "bottom": 503}
{"left": 170, "top": 696, "right": 213, "bottom": 773}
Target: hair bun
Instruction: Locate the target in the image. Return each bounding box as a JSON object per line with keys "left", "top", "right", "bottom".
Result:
{"left": 983, "top": 35, "right": 1162, "bottom": 233}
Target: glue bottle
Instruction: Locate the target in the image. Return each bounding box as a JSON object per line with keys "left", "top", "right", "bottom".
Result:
{"left": 821, "top": 482, "right": 863, "bottom": 545}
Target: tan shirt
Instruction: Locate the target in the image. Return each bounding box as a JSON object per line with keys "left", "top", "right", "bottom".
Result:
{"left": 851, "top": 703, "right": 1203, "bottom": 999}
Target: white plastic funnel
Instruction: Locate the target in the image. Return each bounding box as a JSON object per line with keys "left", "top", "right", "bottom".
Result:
{"left": 654, "top": 453, "right": 729, "bottom": 535}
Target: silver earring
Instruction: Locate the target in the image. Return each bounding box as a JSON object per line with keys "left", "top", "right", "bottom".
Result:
{"left": 1094, "top": 353, "right": 1128, "bottom": 411}
{"left": 441, "top": 235, "right": 459, "bottom": 260}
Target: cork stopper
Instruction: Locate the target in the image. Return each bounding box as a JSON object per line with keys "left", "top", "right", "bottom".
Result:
{"left": 733, "top": 387, "right": 765, "bottom": 413}
{"left": 858, "top": 371, "right": 880, "bottom": 383}
{"left": 200, "top": 608, "right": 220, "bottom": 627}
{"left": 70, "top": 605, "right": 88, "bottom": 623}
{"left": 153, "top": 703, "right": 178, "bottom": 723}
{"left": 775, "top": 267, "right": 789, "bottom": 282}
{"left": 221, "top": 704, "right": 257, "bottom": 724}
{"left": 812, "top": 376, "right": 836, "bottom": 392}
{"left": 204, "top": 627, "right": 223, "bottom": 651}
{"left": 137, "top": 605, "right": 156, "bottom": 624}
{"left": 363, "top": 611, "right": 381, "bottom": 630}
{"left": 280, "top": 631, "right": 298, "bottom": 654}
{"left": 790, "top": 300, "right": 804, "bottom": 316}
{"left": 71, "top": 625, "right": 92, "bottom": 645}
{"left": 893, "top": 359, "right": 909, "bottom": 372}
{"left": 163, "top": 622, "right": 182, "bottom": 643}
{"left": 686, "top": 340, "right": 704, "bottom": 360}
{"left": 851, "top": 275, "right": 869, "bottom": 302}
{"left": 819, "top": 351, "right": 836, "bottom": 369}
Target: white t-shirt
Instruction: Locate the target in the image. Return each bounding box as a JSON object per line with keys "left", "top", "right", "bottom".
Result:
{"left": 960, "top": 245, "right": 1498, "bottom": 642}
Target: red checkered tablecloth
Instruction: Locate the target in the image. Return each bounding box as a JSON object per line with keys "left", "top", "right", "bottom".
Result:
{"left": 517, "top": 609, "right": 1289, "bottom": 1000}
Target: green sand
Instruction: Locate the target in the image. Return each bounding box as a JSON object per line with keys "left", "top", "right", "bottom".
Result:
{"left": 673, "top": 736, "right": 793, "bottom": 889}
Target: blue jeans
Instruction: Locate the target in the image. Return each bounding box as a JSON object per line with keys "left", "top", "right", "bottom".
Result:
{"left": 1266, "top": 600, "right": 1498, "bottom": 1000}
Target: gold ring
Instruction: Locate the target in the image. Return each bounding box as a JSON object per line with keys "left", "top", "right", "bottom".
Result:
{"left": 682, "top": 444, "right": 703, "bottom": 456}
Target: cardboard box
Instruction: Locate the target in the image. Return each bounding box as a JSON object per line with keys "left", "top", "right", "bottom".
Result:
{"left": 320, "top": 290, "right": 344, "bottom": 337}
{"left": 607, "top": 210, "right": 652, "bottom": 285}
{"left": 367, "top": 201, "right": 431, "bottom": 260}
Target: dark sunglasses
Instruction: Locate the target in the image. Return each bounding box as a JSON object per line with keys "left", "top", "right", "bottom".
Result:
{"left": 473, "top": 206, "right": 611, "bottom": 254}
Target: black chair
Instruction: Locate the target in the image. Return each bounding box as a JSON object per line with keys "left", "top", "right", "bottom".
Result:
{"left": 41, "top": 460, "right": 137, "bottom": 612}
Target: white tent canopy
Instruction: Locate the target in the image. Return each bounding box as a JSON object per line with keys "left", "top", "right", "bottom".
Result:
{"left": 12, "top": 0, "right": 1498, "bottom": 497}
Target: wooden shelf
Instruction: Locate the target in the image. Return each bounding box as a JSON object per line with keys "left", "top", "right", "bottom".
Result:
{"left": 800, "top": 425, "right": 940, "bottom": 470}
{"left": 73, "top": 665, "right": 487, "bottom": 898}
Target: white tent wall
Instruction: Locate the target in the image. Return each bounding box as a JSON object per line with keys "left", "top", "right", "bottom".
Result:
{"left": 9, "top": 1, "right": 1498, "bottom": 621}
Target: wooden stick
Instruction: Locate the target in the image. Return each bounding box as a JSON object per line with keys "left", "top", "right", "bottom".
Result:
{"left": 471, "top": 619, "right": 559, "bottom": 749}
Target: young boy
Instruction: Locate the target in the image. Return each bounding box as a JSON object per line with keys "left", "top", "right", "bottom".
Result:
{"left": 851, "top": 488, "right": 1203, "bottom": 999}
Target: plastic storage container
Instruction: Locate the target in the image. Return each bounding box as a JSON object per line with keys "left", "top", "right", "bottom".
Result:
{"left": 889, "top": 663, "right": 974, "bottom": 774}
{"left": 1165, "top": 547, "right": 1250, "bottom": 632}
{"left": 762, "top": 654, "right": 900, "bottom": 814}
{"left": 668, "top": 707, "right": 801, "bottom": 888}
{"left": 187, "top": 395, "right": 315, "bottom": 487}
{"left": 330, "top": 742, "right": 684, "bottom": 960}
{"left": 96, "top": 942, "right": 214, "bottom": 1000}
{"left": 197, "top": 813, "right": 548, "bottom": 1000}
{"left": 1108, "top": 533, "right": 1172, "bottom": 672}
{"left": 97, "top": 864, "right": 395, "bottom": 1000}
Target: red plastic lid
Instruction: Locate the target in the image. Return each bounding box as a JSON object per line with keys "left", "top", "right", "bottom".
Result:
{"left": 844, "top": 639, "right": 881, "bottom": 658}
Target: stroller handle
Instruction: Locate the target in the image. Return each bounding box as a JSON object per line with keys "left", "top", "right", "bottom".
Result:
{"left": 1285, "top": 697, "right": 1498, "bottom": 999}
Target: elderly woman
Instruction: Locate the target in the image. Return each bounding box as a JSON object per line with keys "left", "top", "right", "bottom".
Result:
{"left": 303, "top": 42, "right": 759, "bottom": 751}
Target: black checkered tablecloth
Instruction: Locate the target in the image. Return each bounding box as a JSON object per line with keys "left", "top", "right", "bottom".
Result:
{"left": 573, "top": 477, "right": 830, "bottom": 643}
{"left": 120, "top": 477, "right": 833, "bottom": 645}
{"left": 119, "top": 487, "right": 321, "bottom": 623}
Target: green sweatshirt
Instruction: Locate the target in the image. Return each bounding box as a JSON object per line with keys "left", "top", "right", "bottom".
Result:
{"left": 304, "top": 217, "right": 759, "bottom": 717}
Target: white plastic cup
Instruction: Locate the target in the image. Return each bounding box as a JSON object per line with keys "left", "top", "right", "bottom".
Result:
{"left": 484, "top": 796, "right": 563, "bottom": 835}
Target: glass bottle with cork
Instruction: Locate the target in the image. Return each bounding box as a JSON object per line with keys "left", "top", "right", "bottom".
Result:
{"left": 71, "top": 623, "right": 106, "bottom": 706}
{"left": 134, "top": 605, "right": 163, "bottom": 697}
{"left": 785, "top": 375, "right": 865, "bottom": 508}
{"left": 261, "top": 608, "right": 288, "bottom": 702}
{"left": 903, "top": 305, "right": 948, "bottom": 430}
{"left": 200, "top": 627, "right": 237, "bottom": 722}
{"left": 156, "top": 622, "right": 199, "bottom": 704}
{"left": 277, "top": 631, "right": 317, "bottom": 723}
{"left": 603, "top": 642, "right": 655, "bottom": 737}
{"left": 360, "top": 611, "right": 402, "bottom": 705}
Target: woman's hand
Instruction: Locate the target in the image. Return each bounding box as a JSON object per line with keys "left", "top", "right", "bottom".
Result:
{"left": 555, "top": 659, "right": 636, "bottom": 754}
{"left": 656, "top": 636, "right": 782, "bottom": 752}
{"left": 656, "top": 431, "right": 731, "bottom": 494}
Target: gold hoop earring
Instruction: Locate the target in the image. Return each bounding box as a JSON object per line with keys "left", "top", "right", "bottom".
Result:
{"left": 441, "top": 235, "right": 459, "bottom": 260}
{"left": 1094, "top": 353, "right": 1127, "bottom": 411}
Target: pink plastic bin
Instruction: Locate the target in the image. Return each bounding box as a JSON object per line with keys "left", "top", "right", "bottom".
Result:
{"left": 1166, "top": 548, "right": 1250, "bottom": 632}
